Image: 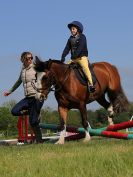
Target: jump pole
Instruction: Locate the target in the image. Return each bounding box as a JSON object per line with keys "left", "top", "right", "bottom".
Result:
{"left": 105, "top": 120, "right": 133, "bottom": 131}
{"left": 39, "top": 120, "right": 133, "bottom": 140}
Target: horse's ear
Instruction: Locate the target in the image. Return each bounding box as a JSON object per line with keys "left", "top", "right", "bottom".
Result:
{"left": 48, "top": 58, "right": 52, "bottom": 62}
{"left": 35, "top": 56, "right": 39, "bottom": 60}
{"left": 48, "top": 59, "right": 52, "bottom": 69}
{"left": 35, "top": 56, "right": 41, "bottom": 64}
{"left": 34, "top": 56, "right": 45, "bottom": 72}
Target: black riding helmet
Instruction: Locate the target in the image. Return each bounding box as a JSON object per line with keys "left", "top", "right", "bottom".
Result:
{"left": 68, "top": 21, "right": 83, "bottom": 33}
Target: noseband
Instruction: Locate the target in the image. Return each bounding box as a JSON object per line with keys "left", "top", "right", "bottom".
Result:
{"left": 31, "top": 79, "right": 54, "bottom": 93}
{"left": 32, "top": 64, "right": 70, "bottom": 94}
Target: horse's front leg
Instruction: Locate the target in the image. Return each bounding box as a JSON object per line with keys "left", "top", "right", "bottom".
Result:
{"left": 55, "top": 106, "right": 68, "bottom": 145}
{"left": 79, "top": 104, "right": 91, "bottom": 142}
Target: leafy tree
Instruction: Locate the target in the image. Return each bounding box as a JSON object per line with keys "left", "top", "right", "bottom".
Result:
{"left": 87, "top": 110, "right": 100, "bottom": 128}
{"left": 0, "top": 107, "right": 18, "bottom": 136}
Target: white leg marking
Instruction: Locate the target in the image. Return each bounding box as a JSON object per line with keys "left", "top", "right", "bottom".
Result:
{"left": 107, "top": 104, "right": 114, "bottom": 125}
{"left": 83, "top": 130, "right": 91, "bottom": 143}
{"left": 107, "top": 104, "right": 114, "bottom": 116}
{"left": 108, "top": 117, "right": 114, "bottom": 125}
{"left": 55, "top": 125, "right": 66, "bottom": 145}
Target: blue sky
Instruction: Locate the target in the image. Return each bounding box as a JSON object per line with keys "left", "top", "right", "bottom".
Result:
{"left": 0, "top": 0, "right": 133, "bottom": 110}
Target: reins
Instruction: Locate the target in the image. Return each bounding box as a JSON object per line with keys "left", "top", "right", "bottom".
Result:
{"left": 32, "top": 64, "right": 70, "bottom": 93}
{"left": 49, "top": 64, "right": 70, "bottom": 92}
{"left": 31, "top": 81, "right": 45, "bottom": 93}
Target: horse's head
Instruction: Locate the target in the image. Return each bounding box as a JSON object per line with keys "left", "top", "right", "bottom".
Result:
{"left": 34, "top": 56, "right": 54, "bottom": 101}
{"left": 35, "top": 70, "right": 54, "bottom": 101}
{"left": 34, "top": 56, "right": 68, "bottom": 101}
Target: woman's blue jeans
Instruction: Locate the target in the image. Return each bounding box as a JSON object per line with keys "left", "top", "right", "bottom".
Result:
{"left": 11, "top": 97, "right": 44, "bottom": 127}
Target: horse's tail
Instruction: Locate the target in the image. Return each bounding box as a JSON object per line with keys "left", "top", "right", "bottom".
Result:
{"left": 107, "top": 65, "right": 129, "bottom": 114}
{"left": 108, "top": 87, "right": 129, "bottom": 113}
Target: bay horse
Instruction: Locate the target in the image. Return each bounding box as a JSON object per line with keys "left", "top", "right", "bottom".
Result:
{"left": 34, "top": 57, "right": 129, "bottom": 144}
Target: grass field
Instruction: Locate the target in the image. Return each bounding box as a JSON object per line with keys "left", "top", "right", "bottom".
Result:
{"left": 0, "top": 138, "right": 133, "bottom": 177}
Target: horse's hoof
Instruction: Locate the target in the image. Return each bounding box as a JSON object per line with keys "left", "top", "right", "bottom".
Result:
{"left": 55, "top": 140, "right": 64, "bottom": 145}
{"left": 17, "top": 142, "right": 25, "bottom": 146}
{"left": 83, "top": 137, "right": 91, "bottom": 143}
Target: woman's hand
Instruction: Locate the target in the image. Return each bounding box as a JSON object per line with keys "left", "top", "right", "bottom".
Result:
{"left": 3, "top": 92, "right": 10, "bottom": 96}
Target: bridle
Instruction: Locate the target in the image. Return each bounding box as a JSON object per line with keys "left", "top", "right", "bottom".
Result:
{"left": 31, "top": 65, "right": 70, "bottom": 94}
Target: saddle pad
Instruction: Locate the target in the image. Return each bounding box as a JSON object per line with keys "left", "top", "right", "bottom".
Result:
{"left": 69, "top": 63, "right": 97, "bottom": 86}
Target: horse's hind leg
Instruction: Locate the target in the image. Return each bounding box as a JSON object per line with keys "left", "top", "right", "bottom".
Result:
{"left": 55, "top": 106, "right": 68, "bottom": 145}
{"left": 107, "top": 104, "right": 114, "bottom": 125}
{"left": 96, "top": 95, "right": 114, "bottom": 125}
{"left": 79, "top": 103, "right": 91, "bottom": 142}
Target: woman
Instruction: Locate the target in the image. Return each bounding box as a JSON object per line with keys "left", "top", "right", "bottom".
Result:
{"left": 4, "top": 51, "right": 44, "bottom": 143}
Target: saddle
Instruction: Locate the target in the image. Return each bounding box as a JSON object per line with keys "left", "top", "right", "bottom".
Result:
{"left": 69, "top": 63, "right": 97, "bottom": 86}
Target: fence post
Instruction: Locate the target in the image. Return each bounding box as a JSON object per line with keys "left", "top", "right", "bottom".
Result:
{"left": 17, "top": 115, "right": 35, "bottom": 144}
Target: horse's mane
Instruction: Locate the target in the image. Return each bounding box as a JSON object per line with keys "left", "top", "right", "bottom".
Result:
{"left": 50, "top": 59, "right": 63, "bottom": 64}
{"left": 34, "top": 56, "right": 64, "bottom": 72}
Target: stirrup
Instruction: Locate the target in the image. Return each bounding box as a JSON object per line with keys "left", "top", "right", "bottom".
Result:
{"left": 88, "top": 85, "right": 96, "bottom": 93}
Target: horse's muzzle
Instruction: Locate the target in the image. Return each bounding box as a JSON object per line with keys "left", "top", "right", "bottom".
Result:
{"left": 35, "top": 92, "right": 47, "bottom": 101}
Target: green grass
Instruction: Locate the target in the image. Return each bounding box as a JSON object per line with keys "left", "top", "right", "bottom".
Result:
{"left": 0, "top": 139, "right": 133, "bottom": 177}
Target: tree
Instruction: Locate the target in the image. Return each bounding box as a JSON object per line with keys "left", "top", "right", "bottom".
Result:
{"left": 0, "top": 107, "right": 18, "bottom": 136}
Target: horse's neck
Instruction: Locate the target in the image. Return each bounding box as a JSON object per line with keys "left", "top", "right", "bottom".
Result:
{"left": 51, "top": 63, "right": 69, "bottom": 81}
